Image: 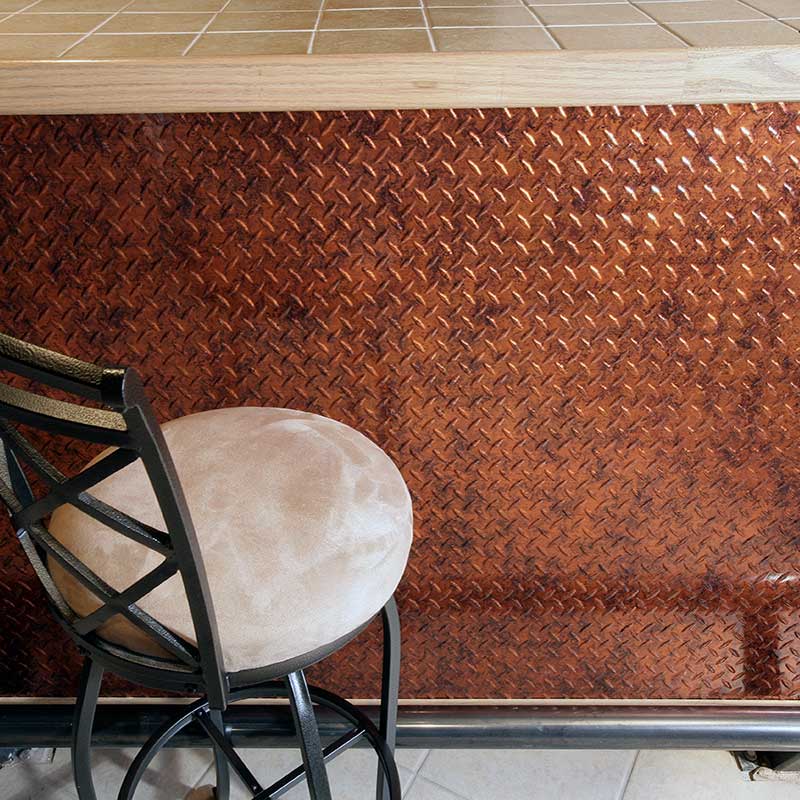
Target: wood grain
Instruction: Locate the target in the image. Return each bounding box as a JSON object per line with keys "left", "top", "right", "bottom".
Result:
{"left": 0, "top": 46, "right": 798, "bottom": 114}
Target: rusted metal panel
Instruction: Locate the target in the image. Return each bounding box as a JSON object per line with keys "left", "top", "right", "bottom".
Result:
{"left": 1, "top": 105, "right": 799, "bottom": 700}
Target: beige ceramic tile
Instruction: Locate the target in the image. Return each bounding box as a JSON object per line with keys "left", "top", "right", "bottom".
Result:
{"left": 210, "top": 10, "right": 318, "bottom": 29}
{"left": 327, "top": 0, "right": 419, "bottom": 8}
{"left": 187, "top": 29, "right": 309, "bottom": 53}
{"left": 419, "top": 750, "right": 637, "bottom": 800}
{"left": 532, "top": 0, "right": 639, "bottom": 4}
{"left": 435, "top": 24, "right": 555, "bottom": 49}
{"left": 0, "top": 12, "right": 109, "bottom": 31}
{"left": 643, "top": 0, "right": 769, "bottom": 23}
{"left": 313, "top": 26, "right": 430, "bottom": 50}
{"left": 102, "top": 12, "right": 211, "bottom": 31}
{"left": 91, "top": 749, "right": 214, "bottom": 800}
{"left": 746, "top": 0, "right": 800, "bottom": 16}
{"left": 536, "top": 3, "right": 651, "bottom": 26}
{"left": 626, "top": 751, "right": 800, "bottom": 800}
{"left": 406, "top": 778, "right": 465, "bottom": 800}
{"left": 428, "top": 6, "right": 535, "bottom": 26}
{"left": 64, "top": 31, "right": 193, "bottom": 54}
{"left": 781, "top": 17, "right": 800, "bottom": 29}
{"left": 396, "top": 749, "right": 430, "bottom": 773}
{"left": 0, "top": 31, "right": 81, "bottom": 55}
{"left": 0, "top": 748, "right": 76, "bottom": 799}
{"left": 320, "top": 8, "right": 424, "bottom": 27}
{"left": 31, "top": 0, "right": 129, "bottom": 9}
{"left": 127, "top": 0, "right": 223, "bottom": 10}
{"left": 194, "top": 748, "right": 418, "bottom": 800}
{"left": 669, "top": 19, "right": 800, "bottom": 44}
{"left": 552, "top": 22, "right": 684, "bottom": 47}
{"left": 428, "top": 0, "right": 524, "bottom": 6}
{"left": 225, "top": 0, "right": 321, "bottom": 9}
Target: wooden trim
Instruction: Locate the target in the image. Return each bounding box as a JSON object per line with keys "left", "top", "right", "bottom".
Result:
{"left": 4, "top": 696, "right": 800, "bottom": 706}
{"left": 0, "top": 45, "right": 799, "bottom": 114}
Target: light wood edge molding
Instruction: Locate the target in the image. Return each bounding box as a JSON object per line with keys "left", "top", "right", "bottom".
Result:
{"left": 0, "top": 46, "right": 798, "bottom": 115}
{"left": 5, "top": 696, "right": 800, "bottom": 706}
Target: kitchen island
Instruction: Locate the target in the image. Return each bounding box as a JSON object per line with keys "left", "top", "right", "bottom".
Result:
{"left": 1, "top": 0, "right": 800, "bottom": 717}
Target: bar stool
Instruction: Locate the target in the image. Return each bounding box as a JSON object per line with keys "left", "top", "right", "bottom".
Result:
{"left": 0, "top": 332, "right": 413, "bottom": 800}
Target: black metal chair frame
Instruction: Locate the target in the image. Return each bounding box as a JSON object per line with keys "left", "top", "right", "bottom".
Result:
{"left": 0, "top": 332, "right": 402, "bottom": 800}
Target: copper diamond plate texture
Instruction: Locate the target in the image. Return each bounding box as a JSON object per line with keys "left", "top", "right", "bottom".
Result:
{"left": 1, "top": 105, "right": 800, "bottom": 700}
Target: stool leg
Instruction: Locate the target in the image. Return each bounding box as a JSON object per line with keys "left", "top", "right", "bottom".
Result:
{"left": 72, "top": 657, "right": 103, "bottom": 800}
{"left": 208, "top": 709, "right": 230, "bottom": 800}
{"left": 376, "top": 597, "right": 401, "bottom": 800}
{"left": 285, "top": 671, "right": 332, "bottom": 800}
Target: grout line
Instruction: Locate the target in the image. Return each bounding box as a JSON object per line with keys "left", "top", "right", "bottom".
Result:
{"left": 191, "top": 759, "right": 217, "bottom": 794}
{"left": 401, "top": 748, "right": 431, "bottom": 796}
{"left": 107, "top": 24, "right": 320, "bottom": 30}
{"left": 0, "top": 0, "right": 45, "bottom": 27}
{"left": 546, "top": 18, "right": 718, "bottom": 24}
{"left": 419, "top": 0, "right": 437, "bottom": 50}
{"left": 57, "top": 0, "right": 136, "bottom": 57}
{"left": 0, "top": 0, "right": 729, "bottom": 9}
{"left": 7, "top": 5, "right": 401, "bottom": 9}
{"left": 618, "top": 750, "right": 640, "bottom": 800}
{"left": 659, "top": 15, "right": 796, "bottom": 21}
{"left": 306, "top": 0, "right": 325, "bottom": 54}
{"left": 14, "top": 8, "right": 175, "bottom": 12}
{"left": 35, "top": 22, "right": 707, "bottom": 34}
{"left": 404, "top": 771, "right": 422, "bottom": 796}
{"left": 415, "top": 749, "right": 432, "bottom": 775}
{"left": 429, "top": 1, "right": 533, "bottom": 4}
{"left": 418, "top": 772, "right": 473, "bottom": 800}
{"left": 732, "top": 0, "right": 798, "bottom": 31}
{"left": 549, "top": 20, "right": 656, "bottom": 25}
{"left": 92, "top": 28, "right": 210, "bottom": 33}
{"left": 519, "top": 0, "right": 564, "bottom": 47}
{"left": 0, "top": 30, "right": 134, "bottom": 33}
{"left": 8, "top": 18, "right": 793, "bottom": 35}
{"left": 181, "top": 0, "right": 234, "bottom": 56}
{"left": 626, "top": 0, "right": 692, "bottom": 45}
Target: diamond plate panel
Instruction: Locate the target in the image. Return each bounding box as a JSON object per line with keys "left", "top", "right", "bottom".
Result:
{"left": 1, "top": 105, "right": 800, "bottom": 700}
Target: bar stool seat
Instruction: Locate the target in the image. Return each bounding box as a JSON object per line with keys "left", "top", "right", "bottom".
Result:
{"left": 49, "top": 406, "right": 413, "bottom": 675}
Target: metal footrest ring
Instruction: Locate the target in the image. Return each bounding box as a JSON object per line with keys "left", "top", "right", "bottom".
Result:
{"left": 116, "top": 682, "right": 401, "bottom": 800}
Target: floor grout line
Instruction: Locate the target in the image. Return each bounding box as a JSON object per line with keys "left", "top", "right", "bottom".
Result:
{"left": 191, "top": 758, "right": 216, "bottom": 792}
{"left": 401, "top": 748, "right": 433, "bottom": 796}
{"left": 410, "top": 750, "right": 481, "bottom": 800}
{"left": 618, "top": 750, "right": 640, "bottom": 800}
{"left": 415, "top": 748, "right": 432, "bottom": 774}
{"left": 403, "top": 762, "right": 423, "bottom": 795}
{"left": 416, "top": 772, "right": 474, "bottom": 800}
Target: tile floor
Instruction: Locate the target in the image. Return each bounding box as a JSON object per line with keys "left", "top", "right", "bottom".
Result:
{"left": 4, "top": 746, "right": 800, "bottom": 799}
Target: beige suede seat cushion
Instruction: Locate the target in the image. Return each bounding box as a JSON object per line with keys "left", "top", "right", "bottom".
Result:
{"left": 48, "top": 407, "right": 413, "bottom": 674}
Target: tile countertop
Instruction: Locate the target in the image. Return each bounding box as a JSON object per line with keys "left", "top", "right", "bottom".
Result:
{"left": 0, "top": 0, "right": 799, "bottom": 113}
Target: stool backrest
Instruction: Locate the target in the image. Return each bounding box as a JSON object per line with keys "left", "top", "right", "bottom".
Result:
{"left": 0, "top": 332, "right": 226, "bottom": 706}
